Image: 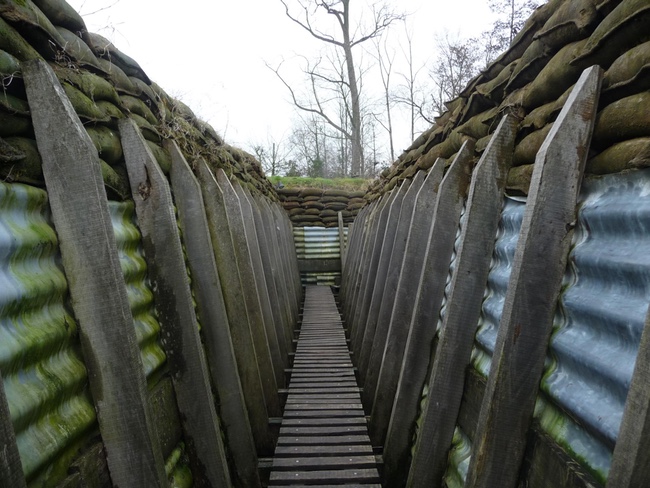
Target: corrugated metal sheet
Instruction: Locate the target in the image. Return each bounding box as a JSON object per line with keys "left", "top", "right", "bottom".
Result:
{"left": 536, "top": 169, "right": 650, "bottom": 483}
{"left": 294, "top": 226, "right": 347, "bottom": 286}
{"left": 107, "top": 201, "right": 167, "bottom": 383}
{"left": 443, "top": 426, "right": 472, "bottom": 488}
{"left": 0, "top": 182, "right": 97, "bottom": 483}
{"left": 471, "top": 197, "right": 525, "bottom": 375}
{"left": 165, "top": 442, "right": 193, "bottom": 488}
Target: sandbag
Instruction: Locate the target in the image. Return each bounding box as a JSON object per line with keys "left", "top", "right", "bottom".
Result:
{"left": 56, "top": 27, "right": 101, "bottom": 71}
{"left": 131, "top": 113, "right": 160, "bottom": 143}
{"left": 86, "top": 125, "right": 123, "bottom": 165}
{"left": 506, "top": 164, "right": 534, "bottom": 195}
{"left": 85, "top": 32, "right": 151, "bottom": 84}
{"left": 522, "top": 39, "right": 589, "bottom": 109}
{"left": 322, "top": 189, "right": 350, "bottom": 197}
{"left": 587, "top": 137, "right": 650, "bottom": 173}
{"left": 533, "top": 0, "right": 599, "bottom": 49}
{"left": 0, "top": 16, "right": 40, "bottom": 61}
{"left": 602, "top": 40, "right": 650, "bottom": 102}
{"left": 0, "top": 0, "right": 67, "bottom": 58}
{"left": 95, "top": 57, "right": 140, "bottom": 96}
{"left": 120, "top": 95, "right": 158, "bottom": 125}
{"left": 301, "top": 201, "right": 325, "bottom": 210}
{"left": 54, "top": 64, "right": 121, "bottom": 105}
{"left": 62, "top": 82, "right": 110, "bottom": 123}
{"left": 146, "top": 140, "right": 171, "bottom": 174}
{"left": 95, "top": 100, "right": 125, "bottom": 122}
{"left": 593, "top": 91, "right": 650, "bottom": 146}
{"left": 457, "top": 107, "right": 500, "bottom": 140}
{"left": 31, "top": 0, "right": 86, "bottom": 33}
{"left": 320, "top": 196, "right": 349, "bottom": 204}
{"left": 476, "top": 60, "right": 518, "bottom": 104}
{"left": 278, "top": 188, "right": 301, "bottom": 197}
{"left": 299, "top": 188, "right": 323, "bottom": 198}
{"left": 100, "top": 158, "right": 130, "bottom": 200}
{"left": 521, "top": 84, "right": 573, "bottom": 134}
{"left": 304, "top": 208, "right": 321, "bottom": 216}
{"left": 0, "top": 48, "right": 19, "bottom": 75}
{"left": 505, "top": 39, "right": 555, "bottom": 92}
{"left": 573, "top": 0, "right": 650, "bottom": 68}
{"left": 513, "top": 123, "right": 553, "bottom": 166}
{"left": 0, "top": 136, "right": 41, "bottom": 184}
{"left": 324, "top": 202, "right": 347, "bottom": 211}
{"left": 348, "top": 191, "right": 365, "bottom": 198}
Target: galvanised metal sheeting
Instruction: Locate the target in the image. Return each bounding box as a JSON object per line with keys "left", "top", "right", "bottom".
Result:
{"left": 293, "top": 226, "right": 346, "bottom": 259}
{"left": 0, "top": 182, "right": 96, "bottom": 483}
{"left": 471, "top": 197, "right": 525, "bottom": 375}
{"left": 537, "top": 169, "right": 650, "bottom": 483}
{"left": 107, "top": 201, "right": 167, "bottom": 382}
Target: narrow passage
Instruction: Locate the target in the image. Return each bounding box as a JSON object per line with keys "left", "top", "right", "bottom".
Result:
{"left": 269, "top": 285, "right": 381, "bottom": 487}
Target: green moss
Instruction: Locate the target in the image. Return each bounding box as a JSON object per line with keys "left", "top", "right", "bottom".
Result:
{"left": 268, "top": 176, "right": 370, "bottom": 191}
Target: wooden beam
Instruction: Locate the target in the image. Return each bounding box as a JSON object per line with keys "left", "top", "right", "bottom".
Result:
{"left": 120, "top": 118, "right": 232, "bottom": 487}
{"left": 382, "top": 146, "right": 474, "bottom": 488}
{"left": 362, "top": 172, "right": 426, "bottom": 411}
{"left": 195, "top": 161, "right": 275, "bottom": 456}
{"left": 608, "top": 305, "right": 650, "bottom": 487}
{"left": 358, "top": 179, "right": 413, "bottom": 384}
{"left": 23, "top": 59, "right": 167, "bottom": 487}
{"left": 0, "top": 371, "right": 25, "bottom": 488}
{"left": 404, "top": 115, "right": 517, "bottom": 487}
{"left": 465, "top": 66, "right": 602, "bottom": 488}
{"left": 166, "top": 141, "right": 260, "bottom": 487}
{"left": 338, "top": 211, "right": 346, "bottom": 267}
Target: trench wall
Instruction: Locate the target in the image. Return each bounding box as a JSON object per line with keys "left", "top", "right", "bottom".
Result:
{"left": 342, "top": 0, "right": 650, "bottom": 486}
{"left": 0, "top": 1, "right": 303, "bottom": 487}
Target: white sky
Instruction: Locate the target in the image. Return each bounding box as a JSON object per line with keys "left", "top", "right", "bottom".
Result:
{"left": 66, "top": 0, "right": 495, "bottom": 162}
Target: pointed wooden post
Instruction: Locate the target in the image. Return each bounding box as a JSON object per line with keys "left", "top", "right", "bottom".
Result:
{"left": 166, "top": 141, "right": 260, "bottom": 487}
{"left": 0, "top": 372, "right": 25, "bottom": 488}
{"left": 362, "top": 172, "right": 425, "bottom": 410}
{"left": 367, "top": 158, "right": 444, "bottom": 449}
{"left": 338, "top": 211, "right": 346, "bottom": 268}
{"left": 404, "top": 115, "right": 517, "bottom": 488}
{"left": 381, "top": 145, "right": 474, "bottom": 487}
{"left": 23, "top": 59, "right": 168, "bottom": 487}
{"left": 465, "top": 66, "right": 602, "bottom": 488}
{"left": 607, "top": 304, "right": 650, "bottom": 487}
{"left": 120, "top": 118, "right": 231, "bottom": 487}
{"left": 195, "top": 161, "right": 275, "bottom": 456}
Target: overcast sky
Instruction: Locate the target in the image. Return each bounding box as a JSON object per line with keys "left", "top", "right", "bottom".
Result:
{"left": 66, "top": 0, "right": 495, "bottom": 161}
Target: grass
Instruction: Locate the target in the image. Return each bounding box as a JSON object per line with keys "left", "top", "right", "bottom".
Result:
{"left": 268, "top": 176, "right": 371, "bottom": 191}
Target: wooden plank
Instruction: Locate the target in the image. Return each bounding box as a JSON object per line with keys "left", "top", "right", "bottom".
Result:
{"left": 608, "top": 305, "right": 650, "bottom": 487}
{"left": 464, "top": 66, "right": 602, "bottom": 488}
{"left": 350, "top": 192, "right": 397, "bottom": 355}
{"left": 362, "top": 171, "right": 425, "bottom": 410}
{"left": 368, "top": 158, "right": 445, "bottom": 449}
{"left": 270, "top": 468, "right": 379, "bottom": 484}
{"left": 380, "top": 146, "right": 474, "bottom": 487}
{"left": 231, "top": 181, "right": 286, "bottom": 386}
{"left": 274, "top": 444, "right": 374, "bottom": 455}
{"left": 277, "top": 435, "right": 370, "bottom": 445}
{"left": 165, "top": 141, "right": 259, "bottom": 487}
{"left": 22, "top": 59, "right": 168, "bottom": 487}
{"left": 338, "top": 211, "right": 346, "bottom": 267}
{"left": 0, "top": 371, "right": 26, "bottom": 488}
{"left": 270, "top": 468, "right": 378, "bottom": 484}
{"left": 195, "top": 160, "right": 275, "bottom": 456}
{"left": 280, "top": 426, "right": 368, "bottom": 436}
{"left": 120, "top": 118, "right": 231, "bottom": 487}
{"left": 404, "top": 115, "right": 517, "bottom": 488}
{"left": 272, "top": 455, "right": 377, "bottom": 470}
{"left": 281, "top": 418, "right": 367, "bottom": 427}
{"left": 357, "top": 180, "right": 412, "bottom": 383}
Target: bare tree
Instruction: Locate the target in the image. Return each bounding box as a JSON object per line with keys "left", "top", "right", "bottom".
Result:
{"left": 486, "top": 0, "right": 544, "bottom": 57}
{"left": 275, "top": 0, "right": 403, "bottom": 176}
{"left": 372, "top": 35, "right": 396, "bottom": 164}
{"left": 251, "top": 137, "right": 290, "bottom": 176}
{"left": 429, "top": 33, "right": 481, "bottom": 116}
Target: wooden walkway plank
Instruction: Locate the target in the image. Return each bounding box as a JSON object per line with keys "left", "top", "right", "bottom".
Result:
{"left": 465, "top": 66, "right": 602, "bottom": 488}
{"left": 270, "top": 286, "right": 381, "bottom": 487}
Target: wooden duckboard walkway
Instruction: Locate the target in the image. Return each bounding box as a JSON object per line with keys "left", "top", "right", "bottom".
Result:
{"left": 270, "top": 285, "right": 381, "bottom": 487}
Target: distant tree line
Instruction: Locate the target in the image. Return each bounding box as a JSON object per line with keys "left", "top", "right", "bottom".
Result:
{"left": 252, "top": 0, "right": 543, "bottom": 178}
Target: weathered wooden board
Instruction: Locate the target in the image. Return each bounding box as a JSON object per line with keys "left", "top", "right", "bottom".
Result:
{"left": 195, "top": 161, "right": 275, "bottom": 456}
{"left": 404, "top": 115, "right": 517, "bottom": 488}
{"left": 166, "top": 141, "right": 259, "bottom": 487}
{"left": 23, "top": 59, "right": 167, "bottom": 487}
{"left": 465, "top": 66, "right": 602, "bottom": 488}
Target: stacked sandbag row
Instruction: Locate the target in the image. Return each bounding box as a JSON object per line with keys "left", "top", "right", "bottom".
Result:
{"left": 277, "top": 187, "right": 365, "bottom": 227}
{"left": 367, "top": 0, "right": 650, "bottom": 200}
{"left": 0, "top": 0, "right": 277, "bottom": 203}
